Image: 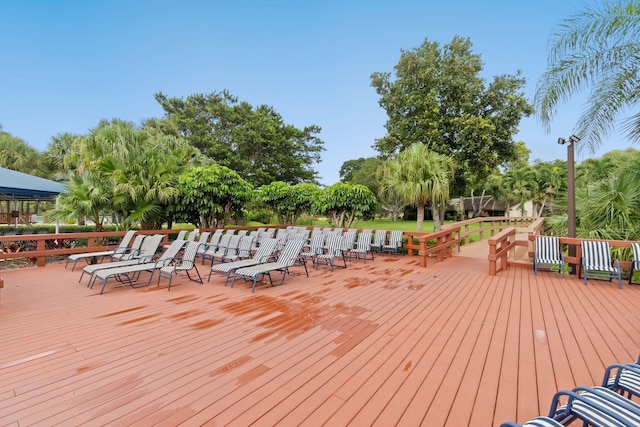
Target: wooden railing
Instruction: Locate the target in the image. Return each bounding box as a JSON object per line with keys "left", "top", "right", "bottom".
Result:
{"left": 487, "top": 228, "right": 518, "bottom": 275}
{"left": 0, "top": 229, "right": 177, "bottom": 268}
{"left": 0, "top": 219, "right": 558, "bottom": 273}
{"left": 443, "top": 216, "right": 539, "bottom": 250}
{"left": 403, "top": 227, "right": 461, "bottom": 268}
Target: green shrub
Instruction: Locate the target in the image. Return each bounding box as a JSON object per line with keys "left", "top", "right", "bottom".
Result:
{"left": 247, "top": 209, "right": 272, "bottom": 225}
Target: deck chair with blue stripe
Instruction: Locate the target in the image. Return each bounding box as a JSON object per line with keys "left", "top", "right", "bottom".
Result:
{"left": 231, "top": 239, "right": 306, "bottom": 292}
{"left": 602, "top": 355, "right": 640, "bottom": 399}
{"left": 549, "top": 386, "right": 640, "bottom": 426}
{"left": 534, "top": 236, "right": 565, "bottom": 279}
{"left": 581, "top": 240, "right": 622, "bottom": 289}
{"left": 500, "top": 417, "right": 564, "bottom": 427}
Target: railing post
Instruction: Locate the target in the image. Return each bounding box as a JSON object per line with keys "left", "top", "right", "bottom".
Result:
{"left": 419, "top": 237, "right": 427, "bottom": 268}
{"left": 36, "top": 239, "right": 46, "bottom": 267}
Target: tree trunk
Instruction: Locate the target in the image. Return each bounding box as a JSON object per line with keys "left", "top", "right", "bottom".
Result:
{"left": 537, "top": 196, "right": 547, "bottom": 217}
{"left": 431, "top": 204, "right": 441, "bottom": 231}
{"left": 470, "top": 190, "right": 476, "bottom": 217}
{"left": 416, "top": 204, "right": 425, "bottom": 232}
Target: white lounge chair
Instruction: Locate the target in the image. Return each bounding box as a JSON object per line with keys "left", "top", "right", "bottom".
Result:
{"left": 208, "top": 237, "right": 279, "bottom": 285}
{"left": 80, "top": 234, "right": 164, "bottom": 287}
{"left": 65, "top": 230, "right": 137, "bottom": 271}
{"left": 231, "top": 239, "right": 306, "bottom": 292}
{"left": 91, "top": 239, "right": 187, "bottom": 294}
{"left": 314, "top": 234, "right": 345, "bottom": 271}
{"left": 151, "top": 241, "right": 204, "bottom": 291}
{"left": 382, "top": 230, "right": 403, "bottom": 256}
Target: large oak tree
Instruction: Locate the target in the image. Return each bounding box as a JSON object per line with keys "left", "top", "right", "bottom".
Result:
{"left": 155, "top": 90, "right": 325, "bottom": 187}
{"left": 371, "top": 36, "right": 533, "bottom": 196}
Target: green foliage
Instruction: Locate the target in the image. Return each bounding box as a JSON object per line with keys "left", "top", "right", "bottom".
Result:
{"left": 535, "top": 0, "right": 640, "bottom": 152}
{"left": 546, "top": 148, "right": 640, "bottom": 241}
{"left": 346, "top": 157, "right": 384, "bottom": 197}
{"left": 155, "top": 90, "right": 325, "bottom": 187}
{"left": 174, "top": 164, "right": 254, "bottom": 228}
{"left": 371, "top": 36, "right": 533, "bottom": 195}
{"left": 339, "top": 158, "right": 368, "bottom": 182}
{"left": 0, "top": 130, "right": 44, "bottom": 176}
{"left": 246, "top": 208, "right": 272, "bottom": 224}
{"left": 256, "top": 181, "right": 320, "bottom": 225}
{"left": 52, "top": 119, "right": 204, "bottom": 231}
{"left": 313, "top": 183, "right": 378, "bottom": 229}
{"left": 378, "top": 143, "right": 454, "bottom": 231}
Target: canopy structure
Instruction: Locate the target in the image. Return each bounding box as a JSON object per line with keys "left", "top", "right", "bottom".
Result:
{"left": 0, "top": 167, "right": 65, "bottom": 201}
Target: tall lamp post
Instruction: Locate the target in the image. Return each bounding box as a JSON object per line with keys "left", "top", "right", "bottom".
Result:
{"left": 558, "top": 135, "right": 580, "bottom": 267}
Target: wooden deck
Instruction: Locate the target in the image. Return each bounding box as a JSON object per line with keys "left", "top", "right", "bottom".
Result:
{"left": 1, "top": 247, "right": 640, "bottom": 426}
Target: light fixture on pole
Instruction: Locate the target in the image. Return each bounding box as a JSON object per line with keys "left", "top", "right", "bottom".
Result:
{"left": 558, "top": 135, "right": 580, "bottom": 266}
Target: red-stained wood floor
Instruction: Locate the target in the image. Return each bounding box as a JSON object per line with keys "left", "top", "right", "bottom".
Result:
{"left": 1, "top": 248, "right": 640, "bottom": 426}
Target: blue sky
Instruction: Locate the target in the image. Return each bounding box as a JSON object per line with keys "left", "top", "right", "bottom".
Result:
{"left": 1, "top": 0, "right": 625, "bottom": 185}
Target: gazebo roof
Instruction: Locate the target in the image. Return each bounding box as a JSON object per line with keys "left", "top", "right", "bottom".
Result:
{"left": 0, "top": 167, "right": 65, "bottom": 201}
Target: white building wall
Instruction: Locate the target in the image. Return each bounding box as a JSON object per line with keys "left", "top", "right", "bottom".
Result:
{"left": 508, "top": 200, "right": 534, "bottom": 217}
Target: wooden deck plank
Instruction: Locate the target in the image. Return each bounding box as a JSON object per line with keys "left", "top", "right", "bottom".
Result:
{"left": 2, "top": 248, "right": 640, "bottom": 426}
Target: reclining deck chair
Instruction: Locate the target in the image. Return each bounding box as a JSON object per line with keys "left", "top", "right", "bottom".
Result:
{"left": 500, "top": 417, "right": 564, "bottom": 427}
{"left": 209, "top": 235, "right": 242, "bottom": 265}
{"left": 580, "top": 240, "right": 622, "bottom": 289}
{"left": 534, "top": 236, "right": 565, "bottom": 278}
{"left": 201, "top": 233, "right": 233, "bottom": 265}
{"left": 629, "top": 243, "right": 640, "bottom": 284}
{"left": 109, "top": 234, "right": 146, "bottom": 262}
{"left": 231, "top": 239, "right": 306, "bottom": 292}
{"left": 382, "top": 230, "right": 403, "bottom": 256}
{"left": 92, "top": 239, "right": 186, "bottom": 294}
{"left": 220, "top": 235, "right": 255, "bottom": 263}
{"left": 502, "top": 385, "right": 640, "bottom": 427}
{"left": 65, "top": 230, "right": 137, "bottom": 271}
{"left": 602, "top": 355, "right": 640, "bottom": 399}
{"left": 299, "top": 233, "right": 326, "bottom": 269}
{"left": 199, "top": 230, "right": 223, "bottom": 264}
{"left": 550, "top": 386, "right": 640, "bottom": 426}
{"left": 163, "top": 230, "right": 187, "bottom": 249}
{"left": 80, "top": 234, "right": 164, "bottom": 286}
{"left": 208, "top": 237, "right": 279, "bottom": 285}
{"left": 314, "top": 234, "right": 346, "bottom": 271}
{"left": 151, "top": 241, "right": 203, "bottom": 291}
{"left": 370, "top": 229, "right": 388, "bottom": 254}
{"left": 350, "top": 229, "right": 374, "bottom": 263}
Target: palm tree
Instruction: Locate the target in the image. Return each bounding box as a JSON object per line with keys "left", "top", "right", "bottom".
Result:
{"left": 49, "top": 175, "right": 111, "bottom": 231}
{"left": 379, "top": 143, "right": 455, "bottom": 232}
{"left": 532, "top": 162, "right": 565, "bottom": 215}
{"left": 535, "top": 1, "right": 640, "bottom": 152}
{"left": 503, "top": 167, "right": 535, "bottom": 216}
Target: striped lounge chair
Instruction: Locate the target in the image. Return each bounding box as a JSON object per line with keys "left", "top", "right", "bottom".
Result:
{"left": 231, "top": 239, "right": 306, "bottom": 292}
{"left": 533, "top": 236, "right": 565, "bottom": 278}
{"left": 580, "top": 240, "right": 622, "bottom": 289}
